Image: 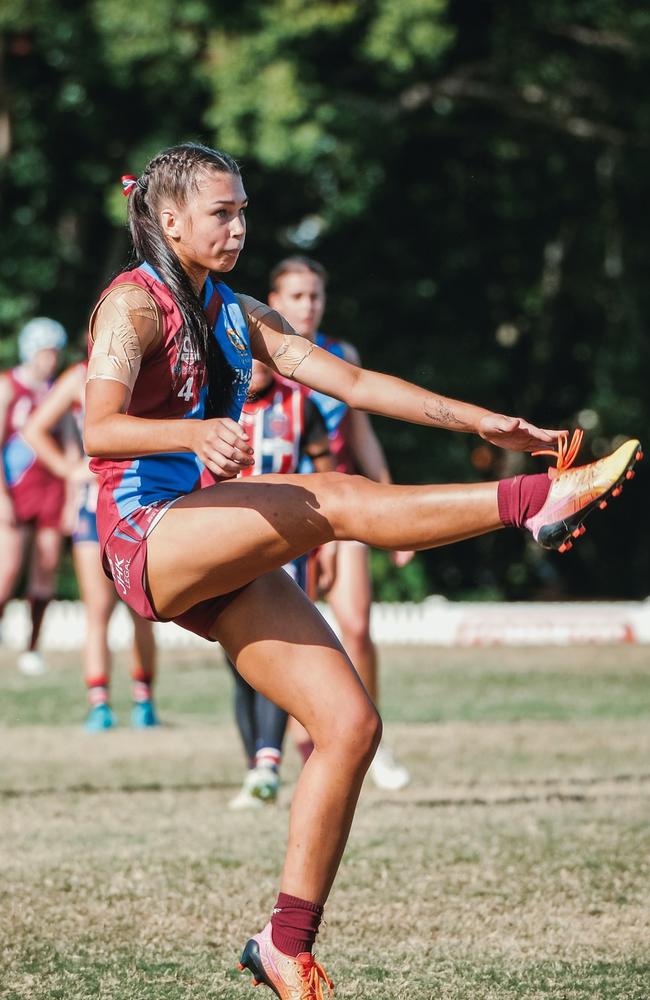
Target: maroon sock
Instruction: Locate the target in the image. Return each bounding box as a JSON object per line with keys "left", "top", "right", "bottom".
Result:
{"left": 296, "top": 739, "right": 314, "bottom": 766}
{"left": 497, "top": 473, "right": 551, "bottom": 530}
{"left": 28, "top": 596, "right": 50, "bottom": 651}
{"left": 270, "top": 892, "right": 323, "bottom": 957}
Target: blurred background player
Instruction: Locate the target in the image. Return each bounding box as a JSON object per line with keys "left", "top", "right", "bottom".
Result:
{"left": 268, "top": 256, "right": 413, "bottom": 790}
{"left": 227, "top": 357, "right": 336, "bottom": 808}
{"left": 0, "top": 318, "right": 67, "bottom": 675}
{"left": 23, "top": 358, "right": 159, "bottom": 730}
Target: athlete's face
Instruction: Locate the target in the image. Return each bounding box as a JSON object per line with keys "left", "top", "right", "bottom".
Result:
{"left": 161, "top": 170, "right": 248, "bottom": 285}
{"left": 247, "top": 359, "right": 274, "bottom": 397}
{"left": 268, "top": 271, "right": 326, "bottom": 340}
{"left": 29, "top": 348, "right": 59, "bottom": 383}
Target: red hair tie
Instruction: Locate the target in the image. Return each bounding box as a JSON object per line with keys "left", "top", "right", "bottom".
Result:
{"left": 121, "top": 174, "right": 138, "bottom": 197}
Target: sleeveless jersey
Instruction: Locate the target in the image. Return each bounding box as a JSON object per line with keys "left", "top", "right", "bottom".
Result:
{"left": 240, "top": 377, "right": 307, "bottom": 476}
{"left": 90, "top": 263, "right": 251, "bottom": 541}
{"left": 2, "top": 368, "right": 57, "bottom": 488}
{"left": 304, "top": 332, "right": 356, "bottom": 474}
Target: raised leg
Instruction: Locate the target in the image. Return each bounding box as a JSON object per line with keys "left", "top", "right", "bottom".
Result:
{"left": 147, "top": 472, "right": 500, "bottom": 617}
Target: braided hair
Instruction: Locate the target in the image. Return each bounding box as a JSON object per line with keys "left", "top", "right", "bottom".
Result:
{"left": 127, "top": 142, "right": 241, "bottom": 418}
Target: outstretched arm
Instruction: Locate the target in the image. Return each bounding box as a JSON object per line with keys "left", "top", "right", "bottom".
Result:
{"left": 241, "top": 295, "right": 563, "bottom": 453}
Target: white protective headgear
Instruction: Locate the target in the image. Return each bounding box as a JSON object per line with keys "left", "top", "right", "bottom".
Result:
{"left": 18, "top": 317, "right": 68, "bottom": 363}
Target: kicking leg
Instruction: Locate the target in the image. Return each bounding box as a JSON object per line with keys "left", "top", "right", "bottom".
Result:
{"left": 147, "top": 472, "right": 503, "bottom": 617}
{"left": 148, "top": 436, "right": 641, "bottom": 618}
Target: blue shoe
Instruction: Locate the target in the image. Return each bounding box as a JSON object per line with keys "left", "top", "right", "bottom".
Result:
{"left": 84, "top": 704, "right": 116, "bottom": 732}
{"left": 131, "top": 700, "right": 160, "bottom": 728}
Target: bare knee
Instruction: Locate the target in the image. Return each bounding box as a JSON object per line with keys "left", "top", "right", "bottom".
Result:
{"left": 317, "top": 473, "right": 372, "bottom": 538}
{"left": 323, "top": 697, "right": 382, "bottom": 765}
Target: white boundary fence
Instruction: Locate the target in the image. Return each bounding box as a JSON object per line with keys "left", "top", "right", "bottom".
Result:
{"left": 2, "top": 597, "right": 650, "bottom": 649}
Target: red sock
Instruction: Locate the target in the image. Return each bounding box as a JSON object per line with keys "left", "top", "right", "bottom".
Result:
{"left": 28, "top": 596, "right": 50, "bottom": 651}
{"left": 132, "top": 679, "right": 153, "bottom": 703}
{"left": 87, "top": 675, "right": 110, "bottom": 707}
{"left": 131, "top": 667, "right": 153, "bottom": 703}
{"left": 497, "top": 473, "right": 551, "bottom": 530}
{"left": 270, "top": 892, "right": 323, "bottom": 957}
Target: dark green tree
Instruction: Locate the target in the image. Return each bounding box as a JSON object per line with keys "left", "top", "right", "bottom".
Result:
{"left": 1, "top": 0, "right": 648, "bottom": 597}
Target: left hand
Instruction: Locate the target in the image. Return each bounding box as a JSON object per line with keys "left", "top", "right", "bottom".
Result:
{"left": 478, "top": 413, "right": 565, "bottom": 453}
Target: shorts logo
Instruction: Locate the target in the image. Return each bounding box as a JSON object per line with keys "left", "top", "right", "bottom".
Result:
{"left": 226, "top": 327, "right": 247, "bottom": 353}
{"left": 110, "top": 554, "right": 131, "bottom": 596}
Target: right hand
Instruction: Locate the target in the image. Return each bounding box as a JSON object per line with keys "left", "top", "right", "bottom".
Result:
{"left": 192, "top": 418, "right": 254, "bottom": 479}
{"left": 0, "top": 491, "right": 16, "bottom": 527}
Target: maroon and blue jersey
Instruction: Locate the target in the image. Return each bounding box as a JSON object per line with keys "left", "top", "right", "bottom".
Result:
{"left": 90, "top": 263, "right": 251, "bottom": 546}
{"left": 2, "top": 369, "right": 56, "bottom": 489}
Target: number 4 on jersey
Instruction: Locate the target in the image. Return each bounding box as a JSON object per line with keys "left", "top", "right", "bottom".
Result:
{"left": 178, "top": 376, "right": 194, "bottom": 401}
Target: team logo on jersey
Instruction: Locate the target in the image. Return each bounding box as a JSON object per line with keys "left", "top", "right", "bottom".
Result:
{"left": 226, "top": 327, "right": 247, "bottom": 353}
{"left": 173, "top": 334, "right": 202, "bottom": 375}
{"left": 269, "top": 408, "right": 290, "bottom": 437}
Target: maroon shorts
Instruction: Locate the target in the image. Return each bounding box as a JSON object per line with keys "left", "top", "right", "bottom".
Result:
{"left": 11, "top": 475, "right": 65, "bottom": 530}
{"left": 102, "top": 501, "right": 243, "bottom": 642}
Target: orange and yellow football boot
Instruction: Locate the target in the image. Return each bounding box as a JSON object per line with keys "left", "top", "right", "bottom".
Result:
{"left": 238, "top": 922, "right": 334, "bottom": 999}
{"left": 527, "top": 431, "right": 642, "bottom": 552}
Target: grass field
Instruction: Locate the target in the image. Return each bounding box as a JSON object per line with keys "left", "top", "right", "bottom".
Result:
{"left": 1, "top": 643, "right": 649, "bottom": 999}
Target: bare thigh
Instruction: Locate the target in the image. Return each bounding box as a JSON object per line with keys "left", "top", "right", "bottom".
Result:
{"left": 147, "top": 474, "right": 342, "bottom": 618}
{"left": 211, "top": 568, "right": 376, "bottom": 744}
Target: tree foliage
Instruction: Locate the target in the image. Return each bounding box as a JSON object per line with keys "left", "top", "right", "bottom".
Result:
{"left": 1, "top": 0, "right": 648, "bottom": 598}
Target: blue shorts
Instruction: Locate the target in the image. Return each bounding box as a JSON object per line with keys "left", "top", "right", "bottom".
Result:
{"left": 73, "top": 484, "right": 100, "bottom": 545}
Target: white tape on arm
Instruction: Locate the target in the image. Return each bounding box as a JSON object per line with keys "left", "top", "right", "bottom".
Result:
{"left": 87, "top": 285, "right": 160, "bottom": 391}
{"left": 238, "top": 294, "right": 314, "bottom": 377}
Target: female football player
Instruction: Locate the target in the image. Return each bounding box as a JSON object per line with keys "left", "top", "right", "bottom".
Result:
{"left": 23, "top": 360, "right": 159, "bottom": 730}
{"left": 0, "top": 319, "right": 67, "bottom": 675}
{"left": 84, "top": 142, "right": 640, "bottom": 998}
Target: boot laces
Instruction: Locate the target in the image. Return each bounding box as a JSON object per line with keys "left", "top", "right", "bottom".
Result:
{"left": 297, "top": 953, "right": 334, "bottom": 999}
{"left": 532, "top": 428, "right": 583, "bottom": 472}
